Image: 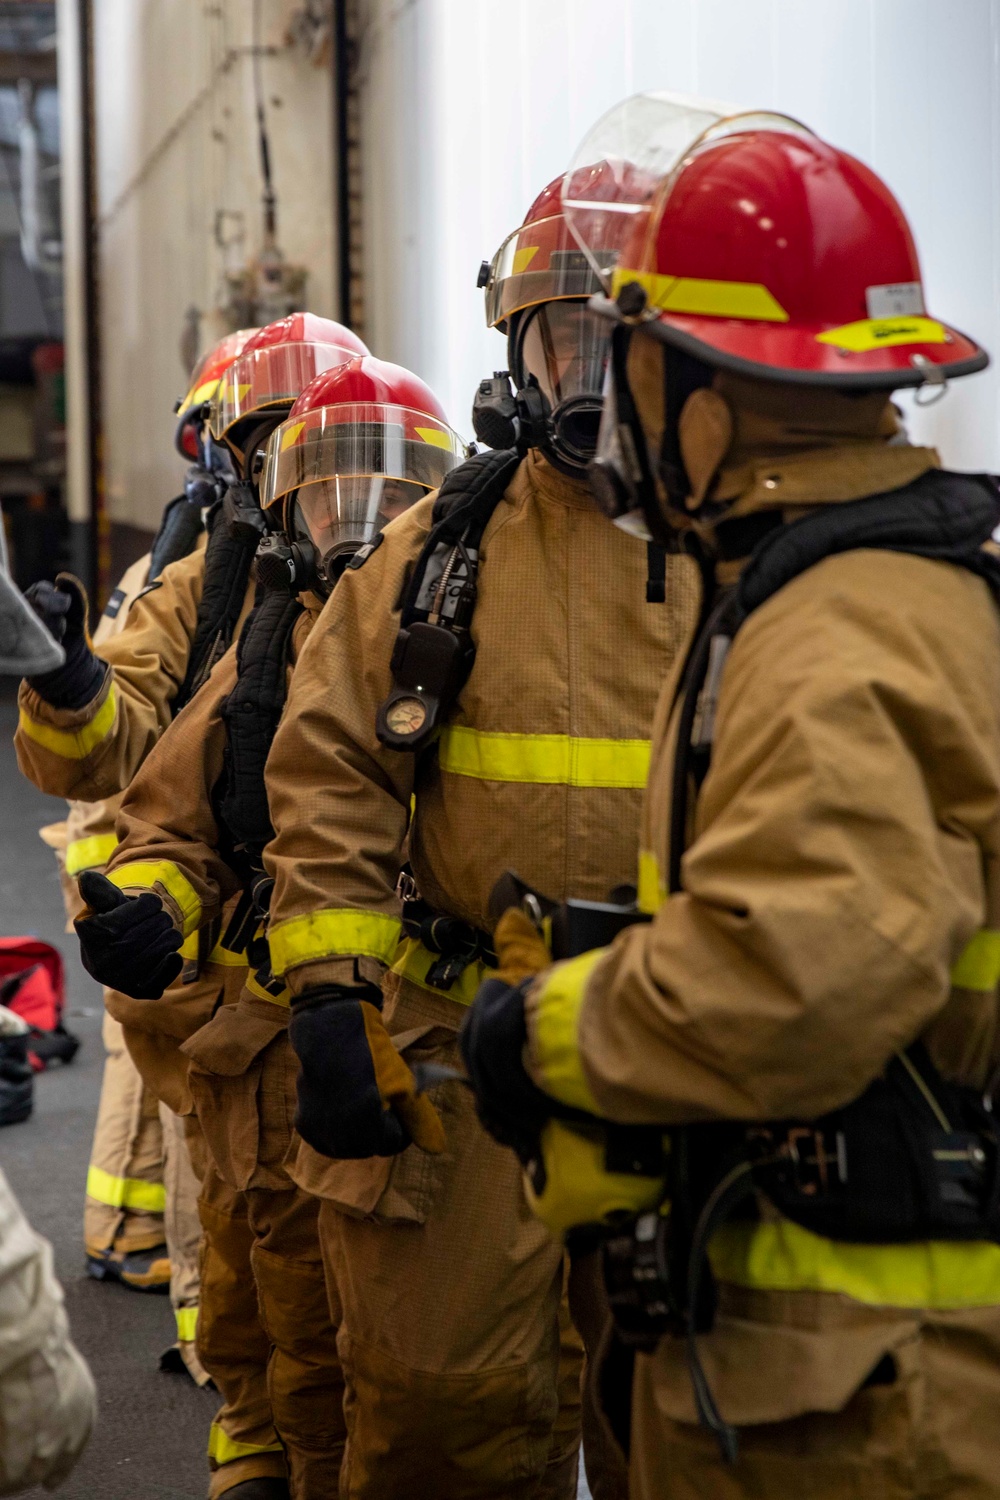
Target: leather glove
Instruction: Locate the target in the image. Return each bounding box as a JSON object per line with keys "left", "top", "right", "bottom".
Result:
{"left": 24, "top": 574, "right": 106, "bottom": 709}
{"left": 75, "top": 870, "right": 183, "bottom": 999}
{"left": 492, "top": 906, "right": 551, "bottom": 985}
{"left": 289, "top": 983, "right": 447, "bottom": 1160}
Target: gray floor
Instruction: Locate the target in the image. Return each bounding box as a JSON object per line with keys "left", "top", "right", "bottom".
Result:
{"left": 0, "top": 697, "right": 216, "bottom": 1498}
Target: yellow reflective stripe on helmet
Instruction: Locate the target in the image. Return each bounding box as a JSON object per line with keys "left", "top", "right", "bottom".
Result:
{"left": 612, "top": 267, "right": 788, "bottom": 322}
{"left": 637, "top": 849, "right": 665, "bottom": 915}
{"left": 390, "top": 936, "right": 493, "bottom": 1007}
{"left": 105, "top": 861, "right": 201, "bottom": 937}
{"left": 268, "top": 909, "right": 402, "bottom": 976}
{"left": 438, "top": 726, "right": 650, "bottom": 788}
{"left": 246, "top": 971, "right": 291, "bottom": 1008}
{"left": 86, "top": 1164, "right": 166, "bottom": 1215}
{"left": 175, "top": 1305, "right": 198, "bottom": 1342}
{"left": 207, "top": 1423, "right": 285, "bottom": 1465}
{"left": 950, "top": 929, "right": 1000, "bottom": 992}
{"left": 816, "top": 316, "right": 946, "bottom": 353}
{"left": 65, "top": 832, "right": 119, "bottom": 876}
{"left": 531, "top": 950, "right": 605, "bottom": 1114}
{"left": 710, "top": 1216, "right": 1000, "bottom": 1309}
{"left": 18, "top": 682, "right": 117, "bottom": 760}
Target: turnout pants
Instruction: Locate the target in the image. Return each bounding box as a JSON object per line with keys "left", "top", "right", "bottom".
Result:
{"left": 291, "top": 976, "right": 584, "bottom": 1500}
{"left": 186, "top": 993, "right": 346, "bottom": 1499}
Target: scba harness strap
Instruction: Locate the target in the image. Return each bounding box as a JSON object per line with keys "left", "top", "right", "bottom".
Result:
{"left": 173, "top": 482, "right": 263, "bottom": 714}
{"left": 216, "top": 578, "right": 304, "bottom": 887}
{"left": 375, "top": 447, "right": 670, "bottom": 753}
{"left": 610, "top": 468, "right": 1000, "bottom": 1457}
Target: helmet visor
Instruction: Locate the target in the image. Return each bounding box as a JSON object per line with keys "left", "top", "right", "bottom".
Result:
{"left": 209, "top": 342, "right": 362, "bottom": 440}
{"left": 292, "top": 475, "right": 426, "bottom": 563}
{"left": 262, "top": 402, "right": 465, "bottom": 511}
{"left": 484, "top": 214, "right": 602, "bottom": 328}
{"left": 562, "top": 94, "right": 806, "bottom": 290}
{"left": 177, "top": 327, "right": 258, "bottom": 423}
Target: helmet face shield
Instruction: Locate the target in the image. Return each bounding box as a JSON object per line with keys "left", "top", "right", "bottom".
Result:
{"left": 210, "top": 343, "right": 363, "bottom": 442}
{"left": 484, "top": 215, "right": 603, "bottom": 328}
{"left": 263, "top": 401, "right": 465, "bottom": 580}
{"left": 292, "top": 475, "right": 426, "bottom": 568}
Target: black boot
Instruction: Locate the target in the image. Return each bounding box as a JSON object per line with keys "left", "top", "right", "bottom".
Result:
{"left": 220, "top": 1482, "right": 291, "bottom": 1499}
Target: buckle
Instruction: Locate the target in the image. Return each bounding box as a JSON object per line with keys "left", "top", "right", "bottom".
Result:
{"left": 395, "top": 869, "right": 420, "bottom": 904}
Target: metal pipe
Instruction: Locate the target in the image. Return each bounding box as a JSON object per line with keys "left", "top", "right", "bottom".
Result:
{"left": 333, "top": 0, "right": 352, "bottom": 327}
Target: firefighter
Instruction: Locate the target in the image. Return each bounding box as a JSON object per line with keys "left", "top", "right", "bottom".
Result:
{"left": 75, "top": 357, "right": 464, "bottom": 1498}
{"left": 244, "top": 180, "right": 701, "bottom": 1499}
{"left": 461, "top": 100, "right": 1000, "bottom": 1499}
{"left": 20, "top": 314, "right": 367, "bottom": 1500}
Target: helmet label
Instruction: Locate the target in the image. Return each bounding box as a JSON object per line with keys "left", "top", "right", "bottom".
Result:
{"left": 865, "top": 282, "right": 925, "bottom": 319}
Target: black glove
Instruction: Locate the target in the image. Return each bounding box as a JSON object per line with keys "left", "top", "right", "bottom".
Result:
{"left": 74, "top": 870, "right": 183, "bottom": 999}
{"left": 289, "top": 983, "right": 414, "bottom": 1159}
{"left": 459, "top": 979, "right": 553, "bottom": 1162}
{"left": 24, "top": 574, "right": 106, "bottom": 709}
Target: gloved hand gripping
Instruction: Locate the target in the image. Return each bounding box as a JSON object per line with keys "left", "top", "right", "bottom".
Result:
{"left": 24, "top": 574, "right": 106, "bottom": 709}
{"left": 74, "top": 870, "right": 183, "bottom": 999}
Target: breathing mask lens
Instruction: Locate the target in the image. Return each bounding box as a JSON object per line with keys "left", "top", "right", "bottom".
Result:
{"left": 294, "top": 475, "right": 425, "bottom": 577}
{"left": 516, "top": 302, "right": 611, "bottom": 468}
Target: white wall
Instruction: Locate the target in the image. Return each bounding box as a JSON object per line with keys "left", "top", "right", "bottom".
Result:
{"left": 94, "top": 0, "right": 338, "bottom": 530}
{"left": 357, "top": 0, "right": 1000, "bottom": 469}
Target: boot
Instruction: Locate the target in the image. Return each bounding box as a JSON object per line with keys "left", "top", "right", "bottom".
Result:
{"left": 86, "top": 1242, "right": 171, "bottom": 1291}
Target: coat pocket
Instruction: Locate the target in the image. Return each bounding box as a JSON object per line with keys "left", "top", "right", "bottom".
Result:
{"left": 287, "top": 1022, "right": 460, "bottom": 1224}
{"left": 183, "top": 997, "right": 289, "bottom": 1190}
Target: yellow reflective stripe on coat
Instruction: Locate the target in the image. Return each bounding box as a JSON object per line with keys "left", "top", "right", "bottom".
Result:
{"left": 531, "top": 950, "right": 605, "bottom": 1114}
{"left": 18, "top": 683, "right": 117, "bottom": 760}
{"left": 65, "top": 832, "right": 119, "bottom": 876}
{"left": 390, "top": 936, "right": 494, "bottom": 1007}
{"left": 207, "top": 1422, "right": 285, "bottom": 1465}
{"left": 438, "top": 725, "right": 650, "bottom": 788}
{"left": 105, "top": 860, "right": 202, "bottom": 937}
{"left": 86, "top": 1164, "right": 166, "bottom": 1215}
{"left": 268, "top": 908, "right": 402, "bottom": 975}
{"left": 175, "top": 1305, "right": 198, "bottom": 1342}
{"left": 709, "top": 1217, "right": 1000, "bottom": 1309}
{"left": 950, "top": 929, "right": 1000, "bottom": 992}
{"left": 637, "top": 849, "right": 666, "bottom": 915}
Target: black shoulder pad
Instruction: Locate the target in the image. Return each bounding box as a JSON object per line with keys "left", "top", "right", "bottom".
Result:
{"left": 431, "top": 447, "right": 519, "bottom": 524}
{"left": 347, "top": 533, "right": 385, "bottom": 570}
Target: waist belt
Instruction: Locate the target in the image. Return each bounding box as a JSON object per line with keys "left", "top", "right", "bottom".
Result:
{"left": 396, "top": 868, "right": 496, "bottom": 990}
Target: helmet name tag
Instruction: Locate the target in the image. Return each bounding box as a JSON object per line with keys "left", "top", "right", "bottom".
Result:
{"left": 865, "top": 281, "right": 925, "bottom": 319}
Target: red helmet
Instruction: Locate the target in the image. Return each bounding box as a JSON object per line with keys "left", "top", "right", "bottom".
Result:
{"left": 209, "top": 313, "right": 369, "bottom": 453}
{"left": 261, "top": 355, "right": 465, "bottom": 586}
{"left": 609, "top": 122, "right": 987, "bottom": 387}
{"left": 175, "top": 327, "right": 259, "bottom": 458}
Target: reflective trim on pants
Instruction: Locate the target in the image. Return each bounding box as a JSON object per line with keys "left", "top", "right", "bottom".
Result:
{"left": 207, "top": 1422, "right": 285, "bottom": 1466}
{"left": 86, "top": 1163, "right": 166, "bottom": 1215}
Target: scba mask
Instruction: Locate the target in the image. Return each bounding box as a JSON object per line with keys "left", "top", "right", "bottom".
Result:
{"left": 473, "top": 300, "right": 612, "bottom": 476}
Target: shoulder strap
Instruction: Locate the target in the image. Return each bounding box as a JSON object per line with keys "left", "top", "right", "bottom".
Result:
{"left": 375, "top": 448, "right": 521, "bottom": 752}
{"left": 667, "top": 470, "right": 1000, "bottom": 892}
{"left": 215, "top": 579, "right": 304, "bottom": 870}
{"left": 173, "top": 482, "right": 263, "bottom": 713}
{"left": 147, "top": 495, "right": 204, "bottom": 583}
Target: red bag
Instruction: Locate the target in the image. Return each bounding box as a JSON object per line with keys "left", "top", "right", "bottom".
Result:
{"left": 0, "top": 939, "right": 79, "bottom": 1070}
